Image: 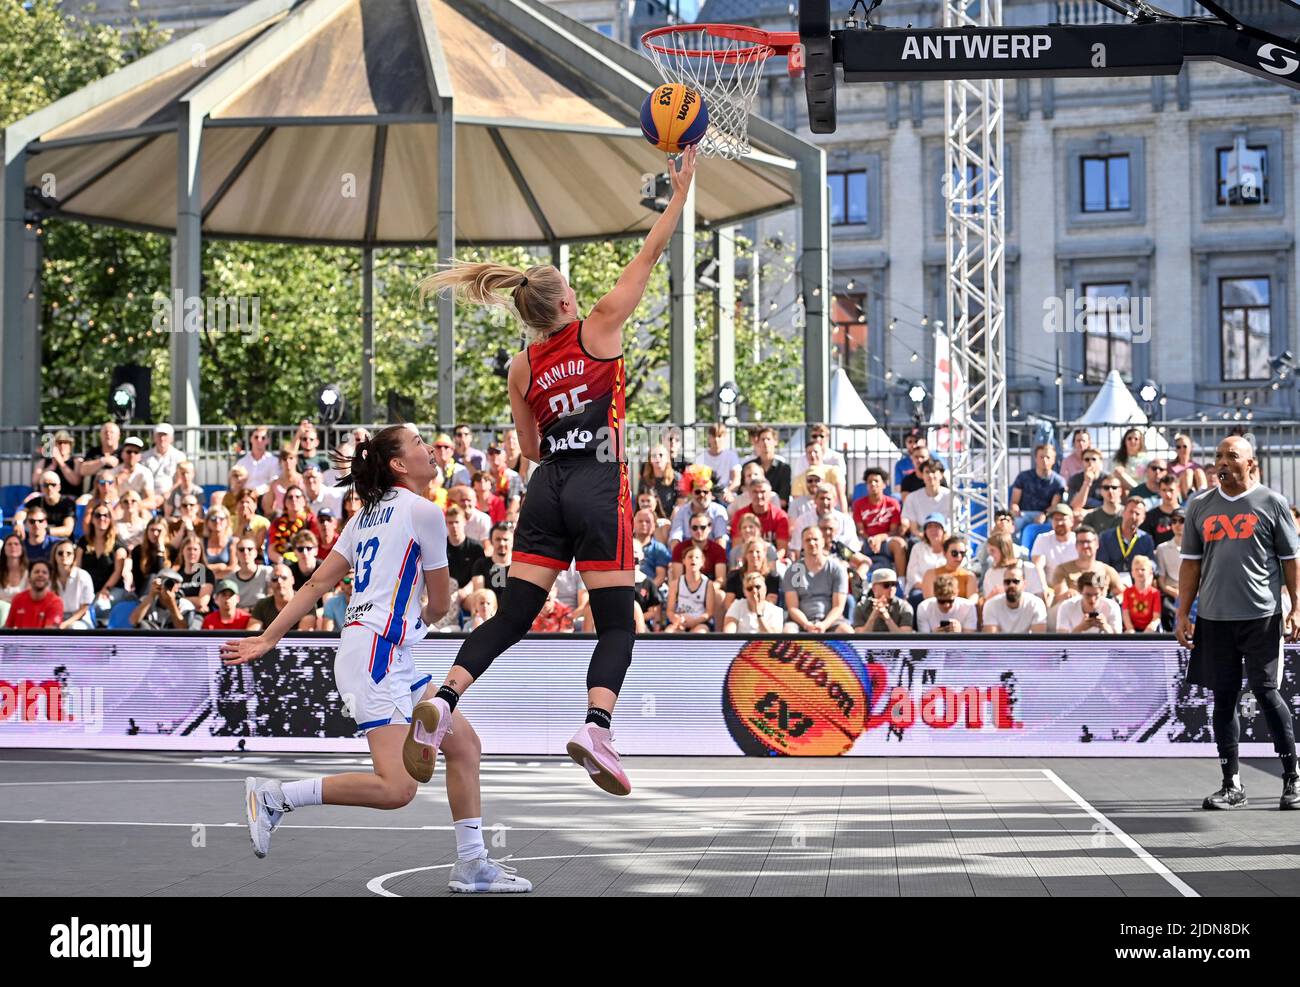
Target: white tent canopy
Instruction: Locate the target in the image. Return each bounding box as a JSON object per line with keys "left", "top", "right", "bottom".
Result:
{"left": 788, "top": 369, "right": 900, "bottom": 460}
{"left": 1072, "top": 370, "right": 1173, "bottom": 460}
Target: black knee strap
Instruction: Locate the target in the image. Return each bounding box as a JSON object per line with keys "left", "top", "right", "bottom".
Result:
{"left": 586, "top": 586, "right": 635, "bottom": 695}
{"left": 453, "top": 577, "right": 549, "bottom": 680}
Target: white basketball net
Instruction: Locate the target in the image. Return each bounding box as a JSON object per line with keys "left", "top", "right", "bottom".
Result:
{"left": 642, "top": 29, "right": 774, "bottom": 160}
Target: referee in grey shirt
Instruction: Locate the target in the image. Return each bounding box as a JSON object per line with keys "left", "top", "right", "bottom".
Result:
{"left": 1177, "top": 436, "right": 1300, "bottom": 810}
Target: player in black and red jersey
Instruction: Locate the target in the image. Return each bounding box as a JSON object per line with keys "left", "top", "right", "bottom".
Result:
{"left": 406, "top": 147, "right": 698, "bottom": 796}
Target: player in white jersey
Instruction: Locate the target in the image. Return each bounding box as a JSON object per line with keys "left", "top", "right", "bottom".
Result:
{"left": 220, "top": 424, "right": 532, "bottom": 893}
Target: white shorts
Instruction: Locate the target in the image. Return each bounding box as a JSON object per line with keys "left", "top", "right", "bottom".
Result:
{"left": 334, "top": 626, "right": 433, "bottom": 734}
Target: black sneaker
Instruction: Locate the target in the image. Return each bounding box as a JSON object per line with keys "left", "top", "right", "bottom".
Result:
{"left": 1202, "top": 784, "right": 1248, "bottom": 810}
{"left": 1281, "top": 775, "right": 1300, "bottom": 810}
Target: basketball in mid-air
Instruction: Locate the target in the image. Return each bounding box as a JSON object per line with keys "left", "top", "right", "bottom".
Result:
{"left": 640, "top": 83, "right": 709, "bottom": 154}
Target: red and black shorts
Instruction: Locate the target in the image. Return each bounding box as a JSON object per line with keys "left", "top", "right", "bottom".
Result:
{"left": 512, "top": 458, "right": 633, "bottom": 572}
{"left": 1188, "top": 613, "right": 1284, "bottom": 692}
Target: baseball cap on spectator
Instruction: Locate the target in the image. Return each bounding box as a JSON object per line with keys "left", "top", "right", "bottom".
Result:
{"left": 123, "top": 436, "right": 145, "bottom": 450}
{"left": 154, "top": 423, "right": 174, "bottom": 436}
{"left": 53, "top": 429, "right": 74, "bottom": 443}
{"left": 318, "top": 508, "right": 335, "bottom": 521}
{"left": 487, "top": 440, "right": 502, "bottom": 454}
{"left": 433, "top": 433, "right": 454, "bottom": 448}
{"left": 1172, "top": 510, "right": 1186, "bottom": 523}
{"left": 1048, "top": 504, "right": 1072, "bottom": 517}
{"left": 870, "top": 568, "right": 899, "bottom": 585}
{"left": 157, "top": 567, "right": 181, "bottom": 583}
{"left": 215, "top": 579, "right": 239, "bottom": 596}
{"left": 302, "top": 463, "right": 321, "bottom": 475}
{"left": 923, "top": 513, "right": 946, "bottom": 528}
{"left": 804, "top": 466, "right": 827, "bottom": 480}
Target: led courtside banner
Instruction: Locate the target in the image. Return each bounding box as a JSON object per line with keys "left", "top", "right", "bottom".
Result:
{"left": 0, "top": 633, "right": 1295, "bottom": 756}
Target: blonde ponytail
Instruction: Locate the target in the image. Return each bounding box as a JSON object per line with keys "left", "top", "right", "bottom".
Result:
{"left": 418, "top": 260, "right": 569, "bottom": 341}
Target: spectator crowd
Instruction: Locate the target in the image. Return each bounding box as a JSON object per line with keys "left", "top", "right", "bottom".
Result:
{"left": 0, "top": 418, "right": 1281, "bottom": 637}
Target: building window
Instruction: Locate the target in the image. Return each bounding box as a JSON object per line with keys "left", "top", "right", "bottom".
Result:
{"left": 1080, "top": 154, "right": 1130, "bottom": 212}
{"left": 947, "top": 162, "right": 1000, "bottom": 219}
{"left": 1082, "top": 282, "right": 1132, "bottom": 383}
{"left": 1220, "top": 277, "right": 1271, "bottom": 381}
{"left": 828, "top": 170, "right": 868, "bottom": 226}
{"left": 831, "top": 293, "right": 869, "bottom": 390}
{"left": 1216, "top": 145, "right": 1269, "bottom": 205}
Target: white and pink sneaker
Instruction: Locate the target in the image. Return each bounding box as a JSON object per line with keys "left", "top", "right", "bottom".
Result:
{"left": 566, "top": 722, "right": 631, "bottom": 796}
{"left": 403, "top": 697, "right": 453, "bottom": 783}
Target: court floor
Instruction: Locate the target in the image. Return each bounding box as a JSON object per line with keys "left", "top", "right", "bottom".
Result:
{"left": 0, "top": 751, "right": 1296, "bottom": 897}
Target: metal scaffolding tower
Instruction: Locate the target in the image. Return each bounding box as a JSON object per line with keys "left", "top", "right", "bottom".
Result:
{"left": 943, "top": 0, "right": 1009, "bottom": 544}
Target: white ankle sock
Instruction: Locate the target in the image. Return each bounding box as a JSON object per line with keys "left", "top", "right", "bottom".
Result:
{"left": 281, "top": 777, "right": 324, "bottom": 809}
{"left": 454, "top": 817, "right": 485, "bottom": 861}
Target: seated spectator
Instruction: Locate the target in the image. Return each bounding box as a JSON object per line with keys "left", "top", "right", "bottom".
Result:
{"left": 130, "top": 567, "right": 203, "bottom": 630}
{"left": 818, "top": 514, "right": 870, "bottom": 601}
{"left": 530, "top": 585, "right": 575, "bottom": 633}
{"left": 114, "top": 491, "right": 150, "bottom": 550}
{"left": 1169, "top": 432, "right": 1208, "bottom": 498}
{"left": 980, "top": 563, "right": 1047, "bottom": 633}
{"left": 129, "top": 518, "right": 172, "bottom": 597}
{"left": 1155, "top": 512, "right": 1184, "bottom": 631}
{"left": 315, "top": 508, "right": 341, "bottom": 558}
{"left": 982, "top": 534, "right": 1049, "bottom": 604}
{"left": 466, "top": 587, "right": 497, "bottom": 629}
{"left": 267, "top": 485, "right": 322, "bottom": 565}
{"left": 631, "top": 542, "right": 664, "bottom": 629}
{"left": 4, "top": 559, "right": 64, "bottom": 628}
{"left": 0, "top": 534, "right": 29, "bottom": 625}
{"left": 636, "top": 490, "right": 673, "bottom": 544}
{"left": 168, "top": 492, "right": 207, "bottom": 551}
{"left": 723, "top": 571, "right": 785, "bottom": 633}
{"left": 471, "top": 470, "right": 506, "bottom": 525}
{"left": 50, "top": 540, "right": 94, "bottom": 630}
{"left": 1066, "top": 448, "right": 1107, "bottom": 512}
{"left": 79, "top": 468, "right": 121, "bottom": 511}
{"left": 444, "top": 504, "right": 481, "bottom": 614}
{"left": 726, "top": 461, "right": 767, "bottom": 520}
{"left": 1031, "top": 504, "right": 1077, "bottom": 576}
{"left": 721, "top": 537, "right": 782, "bottom": 618}
{"left": 17, "top": 505, "right": 59, "bottom": 564}
{"left": 915, "top": 573, "right": 977, "bottom": 633}
{"left": 1057, "top": 570, "right": 1120, "bottom": 634}
{"left": 1009, "top": 443, "right": 1065, "bottom": 533}
{"left": 36, "top": 429, "right": 83, "bottom": 492}
{"left": 1047, "top": 526, "right": 1121, "bottom": 608}
{"left": 291, "top": 419, "right": 331, "bottom": 472}
{"left": 202, "top": 579, "right": 252, "bottom": 631}
{"left": 669, "top": 477, "right": 730, "bottom": 549}
{"left": 634, "top": 508, "right": 671, "bottom": 591}
{"left": 905, "top": 516, "right": 947, "bottom": 607}
{"left": 640, "top": 444, "right": 680, "bottom": 519}
{"left": 1109, "top": 427, "right": 1152, "bottom": 493}
{"left": 302, "top": 463, "right": 343, "bottom": 519}
{"left": 117, "top": 437, "right": 160, "bottom": 511}
{"left": 665, "top": 545, "right": 717, "bottom": 633}
{"left": 247, "top": 564, "right": 315, "bottom": 631}
{"left": 430, "top": 432, "right": 472, "bottom": 491}
{"left": 164, "top": 460, "right": 203, "bottom": 518}
{"left": 484, "top": 441, "right": 524, "bottom": 519}
{"left": 16, "top": 471, "right": 77, "bottom": 539}
{"left": 500, "top": 427, "right": 533, "bottom": 488}
{"left": 920, "top": 536, "right": 980, "bottom": 601}
{"left": 788, "top": 464, "right": 828, "bottom": 519}
{"left": 894, "top": 428, "right": 944, "bottom": 492}
{"left": 1122, "top": 555, "right": 1162, "bottom": 633}
{"left": 175, "top": 535, "right": 215, "bottom": 613}
{"left": 231, "top": 537, "right": 272, "bottom": 609}
{"left": 791, "top": 439, "right": 846, "bottom": 510}
{"left": 1082, "top": 477, "right": 1124, "bottom": 535}
{"left": 261, "top": 446, "right": 303, "bottom": 517}
{"left": 212, "top": 464, "right": 250, "bottom": 513}
{"left": 142, "top": 423, "right": 185, "bottom": 493}
{"left": 791, "top": 423, "right": 848, "bottom": 478}
{"left": 552, "top": 563, "right": 590, "bottom": 631}
{"left": 1059, "top": 428, "right": 1092, "bottom": 484}
{"left": 696, "top": 422, "right": 743, "bottom": 503}
{"left": 727, "top": 511, "right": 777, "bottom": 570}
{"left": 851, "top": 467, "right": 907, "bottom": 574}
{"left": 744, "top": 426, "right": 791, "bottom": 508}
{"left": 781, "top": 527, "right": 853, "bottom": 633}
{"left": 901, "top": 459, "right": 953, "bottom": 536}
{"left": 448, "top": 484, "right": 491, "bottom": 544}
{"left": 340, "top": 487, "right": 364, "bottom": 526}
{"left": 76, "top": 507, "right": 128, "bottom": 626}
{"left": 234, "top": 426, "right": 278, "bottom": 497}
{"left": 671, "top": 510, "right": 728, "bottom": 590}
{"left": 853, "top": 568, "right": 915, "bottom": 633}
{"left": 320, "top": 569, "right": 352, "bottom": 632}
{"left": 729, "top": 478, "right": 790, "bottom": 558}
{"left": 1142, "top": 476, "right": 1182, "bottom": 546}
{"left": 792, "top": 487, "right": 859, "bottom": 556}
{"left": 1128, "top": 458, "right": 1168, "bottom": 507}
{"left": 471, "top": 522, "right": 513, "bottom": 594}
{"left": 451, "top": 423, "right": 487, "bottom": 475}
{"left": 974, "top": 508, "right": 1029, "bottom": 576}
{"left": 201, "top": 507, "right": 236, "bottom": 580}
{"left": 897, "top": 440, "right": 933, "bottom": 498}
{"left": 77, "top": 421, "right": 122, "bottom": 494}
{"left": 1096, "top": 497, "right": 1155, "bottom": 587}
{"left": 285, "top": 530, "right": 323, "bottom": 592}
{"left": 231, "top": 488, "right": 271, "bottom": 556}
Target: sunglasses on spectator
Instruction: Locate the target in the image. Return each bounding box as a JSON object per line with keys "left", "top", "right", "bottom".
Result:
{"left": 1004, "top": 578, "right": 1022, "bottom": 585}
{"left": 29, "top": 517, "right": 47, "bottom": 524}
{"left": 122, "top": 448, "right": 139, "bottom": 455}
{"left": 296, "top": 544, "right": 317, "bottom": 552}
{"left": 93, "top": 512, "right": 112, "bottom": 520}
{"left": 40, "top": 482, "right": 58, "bottom": 488}
{"left": 97, "top": 479, "right": 112, "bottom": 486}
{"left": 937, "top": 597, "right": 955, "bottom": 606}
{"left": 237, "top": 546, "right": 258, "bottom": 553}
{"left": 948, "top": 549, "right": 966, "bottom": 557}
{"left": 1101, "top": 484, "right": 1120, "bottom": 491}
{"left": 690, "top": 525, "right": 710, "bottom": 532}
{"left": 270, "top": 574, "right": 291, "bottom": 582}
{"left": 876, "top": 581, "right": 897, "bottom": 588}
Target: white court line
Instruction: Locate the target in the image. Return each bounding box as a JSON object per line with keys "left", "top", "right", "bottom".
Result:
{"left": 366, "top": 849, "right": 836, "bottom": 897}
{"left": 1040, "top": 768, "right": 1199, "bottom": 898}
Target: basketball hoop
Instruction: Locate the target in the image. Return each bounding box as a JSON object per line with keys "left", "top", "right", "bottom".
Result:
{"left": 641, "top": 24, "right": 800, "bottom": 159}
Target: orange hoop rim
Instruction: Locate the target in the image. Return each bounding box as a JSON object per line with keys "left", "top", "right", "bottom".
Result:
{"left": 641, "top": 23, "right": 800, "bottom": 62}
